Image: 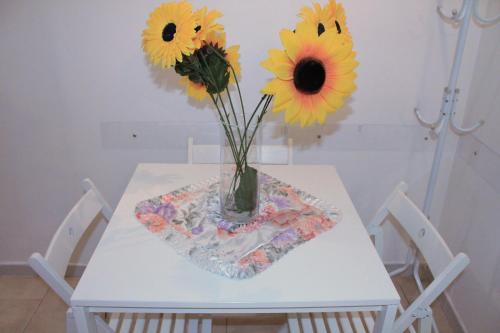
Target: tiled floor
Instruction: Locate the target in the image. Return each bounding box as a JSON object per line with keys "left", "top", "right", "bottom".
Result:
{"left": 0, "top": 275, "right": 457, "bottom": 333}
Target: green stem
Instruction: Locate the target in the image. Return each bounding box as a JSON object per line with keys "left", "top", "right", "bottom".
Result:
{"left": 206, "top": 44, "right": 247, "bottom": 149}
{"left": 226, "top": 94, "right": 273, "bottom": 198}
{"left": 209, "top": 94, "right": 240, "bottom": 165}
{"left": 225, "top": 87, "right": 244, "bottom": 147}
{"left": 189, "top": 60, "right": 239, "bottom": 166}
{"left": 240, "top": 95, "right": 273, "bottom": 164}
{"left": 197, "top": 52, "right": 242, "bottom": 169}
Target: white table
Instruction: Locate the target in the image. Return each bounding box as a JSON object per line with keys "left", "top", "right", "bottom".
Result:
{"left": 71, "top": 164, "right": 400, "bottom": 332}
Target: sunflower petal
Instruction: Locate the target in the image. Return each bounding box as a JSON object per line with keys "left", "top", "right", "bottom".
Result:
{"left": 261, "top": 78, "right": 282, "bottom": 95}
{"left": 284, "top": 103, "right": 302, "bottom": 123}
{"left": 295, "top": 22, "right": 319, "bottom": 41}
{"left": 321, "top": 91, "right": 344, "bottom": 110}
{"left": 279, "top": 29, "right": 300, "bottom": 61}
{"left": 334, "top": 58, "right": 358, "bottom": 76}
{"left": 226, "top": 45, "right": 241, "bottom": 84}
{"left": 332, "top": 72, "right": 357, "bottom": 94}
{"left": 261, "top": 49, "right": 294, "bottom": 80}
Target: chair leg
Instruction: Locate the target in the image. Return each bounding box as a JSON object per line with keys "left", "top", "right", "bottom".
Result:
{"left": 187, "top": 317, "right": 198, "bottom": 333}
{"left": 173, "top": 314, "right": 186, "bottom": 333}
{"left": 159, "top": 314, "right": 174, "bottom": 333}
{"left": 417, "top": 316, "right": 432, "bottom": 333}
{"left": 66, "top": 309, "right": 78, "bottom": 333}
{"left": 312, "top": 313, "right": 327, "bottom": 333}
{"left": 299, "top": 313, "right": 314, "bottom": 333}
{"left": 201, "top": 317, "right": 212, "bottom": 333}
{"left": 287, "top": 313, "right": 301, "bottom": 333}
{"left": 147, "top": 314, "right": 161, "bottom": 333}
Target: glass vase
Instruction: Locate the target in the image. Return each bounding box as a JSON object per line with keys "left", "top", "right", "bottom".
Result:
{"left": 220, "top": 124, "right": 260, "bottom": 225}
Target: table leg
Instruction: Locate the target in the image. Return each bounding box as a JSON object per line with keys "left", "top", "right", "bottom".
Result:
{"left": 73, "top": 306, "right": 98, "bottom": 333}
{"left": 373, "top": 304, "right": 397, "bottom": 333}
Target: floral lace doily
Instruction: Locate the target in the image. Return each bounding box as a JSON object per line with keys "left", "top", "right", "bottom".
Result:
{"left": 135, "top": 173, "right": 341, "bottom": 279}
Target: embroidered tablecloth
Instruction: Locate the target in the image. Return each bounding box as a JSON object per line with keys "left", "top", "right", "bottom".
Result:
{"left": 135, "top": 173, "right": 341, "bottom": 279}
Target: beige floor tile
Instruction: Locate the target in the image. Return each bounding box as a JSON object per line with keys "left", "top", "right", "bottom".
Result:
{"left": 212, "top": 317, "right": 227, "bottom": 333}
{"left": 0, "top": 276, "right": 48, "bottom": 300}
{"left": 227, "top": 314, "right": 288, "bottom": 333}
{"left": 395, "top": 276, "right": 420, "bottom": 304}
{"left": 24, "top": 289, "right": 67, "bottom": 333}
{"left": 392, "top": 276, "right": 411, "bottom": 308}
{"left": 65, "top": 277, "right": 80, "bottom": 289}
{"left": 0, "top": 299, "right": 40, "bottom": 333}
{"left": 429, "top": 298, "right": 456, "bottom": 333}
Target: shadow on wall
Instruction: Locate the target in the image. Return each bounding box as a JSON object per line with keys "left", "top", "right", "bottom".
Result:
{"left": 146, "top": 55, "right": 213, "bottom": 111}
{"left": 289, "top": 103, "right": 354, "bottom": 149}
{"left": 250, "top": 96, "right": 355, "bottom": 149}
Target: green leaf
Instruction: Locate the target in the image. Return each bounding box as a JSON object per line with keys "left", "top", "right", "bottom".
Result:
{"left": 234, "top": 167, "right": 258, "bottom": 212}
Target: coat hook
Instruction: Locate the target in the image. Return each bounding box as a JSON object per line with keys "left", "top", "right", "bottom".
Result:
{"left": 474, "top": 0, "right": 500, "bottom": 25}
{"left": 414, "top": 108, "right": 444, "bottom": 132}
{"left": 473, "top": 0, "right": 500, "bottom": 25}
{"left": 450, "top": 114, "right": 484, "bottom": 135}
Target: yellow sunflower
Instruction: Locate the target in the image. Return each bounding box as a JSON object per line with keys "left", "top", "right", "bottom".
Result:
{"left": 142, "top": 1, "right": 197, "bottom": 68}
{"left": 179, "top": 76, "right": 208, "bottom": 101}
{"left": 299, "top": 0, "right": 351, "bottom": 42}
{"left": 261, "top": 22, "right": 358, "bottom": 127}
{"left": 181, "top": 31, "right": 241, "bottom": 101}
{"left": 193, "top": 7, "right": 224, "bottom": 49}
{"left": 204, "top": 32, "right": 241, "bottom": 83}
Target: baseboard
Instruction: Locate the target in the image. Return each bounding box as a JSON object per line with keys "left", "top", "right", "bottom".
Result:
{"left": 384, "top": 262, "right": 407, "bottom": 273}
{"left": 0, "top": 261, "right": 86, "bottom": 277}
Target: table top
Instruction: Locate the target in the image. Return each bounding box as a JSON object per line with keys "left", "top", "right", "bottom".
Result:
{"left": 71, "top": 164, "right": 399, "bottom": 310}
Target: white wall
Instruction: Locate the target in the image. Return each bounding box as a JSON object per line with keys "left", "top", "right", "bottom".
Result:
{"left": 438, "top": 1, "right": 500, "bottom": 331}
{"left": 0, "top": 0, "right": 482, "bottom": 268}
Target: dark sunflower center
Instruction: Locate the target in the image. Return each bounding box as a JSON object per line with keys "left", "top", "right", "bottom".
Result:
{"left": 293, "top": 58, "right": 326, "bottom": 94}
{"left": 335, "top": 20, "right": 342, "bottom": 34}
{"left": 195, "top": 25, "right": 201, "bottom": 32}
{"left": 162, "top": 23, "right": 177, "bottom": 42}
{"left": 317, "top": 23, "right": 325, "bottom": 36}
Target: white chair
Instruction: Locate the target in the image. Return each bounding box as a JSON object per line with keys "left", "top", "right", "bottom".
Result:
{"left": 187, "top": 137, "right": 293, "bottom": 165}
{"left": 287, "top": 182, "right": 470, "bottom": 333}
{"left": 28, "top": 178, "right": 211, "bottom": 333}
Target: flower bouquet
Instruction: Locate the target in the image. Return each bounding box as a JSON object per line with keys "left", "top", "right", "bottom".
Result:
{"left": 142, "top": 0, "right": 358, "bottom": 223}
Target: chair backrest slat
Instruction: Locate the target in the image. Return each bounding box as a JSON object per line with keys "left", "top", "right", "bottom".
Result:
{"left": 191, "top": 144, "right": 220, "bottom": 164}
{"left": 44, "top": 188, "right": 104, "bottom": 277}
{"left": 261, "top": 144, "right": 291, "bottom": 165}
{"left": 386, "top": 191, "right": 454, "bottom": 277}
{"left": 188, "top": 137, "right": 293, "bottom": 165}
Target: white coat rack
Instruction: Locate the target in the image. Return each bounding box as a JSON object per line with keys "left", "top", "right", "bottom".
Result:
{"left": 396, "top": 1, "right": 499, "bottom": 332}
{"left": 417, "top": 0, "right": 499, "bottom": 218}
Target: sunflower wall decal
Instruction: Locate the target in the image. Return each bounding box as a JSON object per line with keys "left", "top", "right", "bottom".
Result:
{"left": 142, "top": 0, "right": 358, "bottom": 222}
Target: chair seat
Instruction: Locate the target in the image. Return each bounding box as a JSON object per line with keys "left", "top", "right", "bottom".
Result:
{"left": 288, "top": 310, "right": 416, "bottom": 333}
{"left": 106, "top": 313, "right": 211, "bottom": 333}
{"left": 68, "top": 309, "right": 211, "bottom": 333}
{"left": 288, "top": 312, "right": 375, "bottom": 333}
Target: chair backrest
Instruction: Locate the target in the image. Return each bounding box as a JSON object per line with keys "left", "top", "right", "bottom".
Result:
{"left": 187, "top": 137, "right": 293, "bottom": 165}
{"left": 28, "top": 178, "right": 112, "bottom": 305}
{"left": 368, "top": 182, "right": 470, "bottom": 333}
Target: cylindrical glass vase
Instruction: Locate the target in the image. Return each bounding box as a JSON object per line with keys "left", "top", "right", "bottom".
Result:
{"left": 220, "top": 124, "right": 260, "bottom": 224}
